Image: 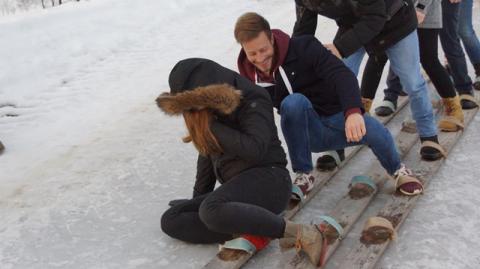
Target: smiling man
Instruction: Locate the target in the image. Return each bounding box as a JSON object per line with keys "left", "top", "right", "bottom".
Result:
{"left": 234, "top": 12, "right": 424, "bottom": 197}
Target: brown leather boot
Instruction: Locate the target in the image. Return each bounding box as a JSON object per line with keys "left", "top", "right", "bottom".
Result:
{"left": 438, "top": 95, "right": 464, "bottom": 132}
{"left": 294, "top": 224, "right": 324, "bottom": 266}
{"left": 362, "top": 97, "right": 373, "bottom": 114}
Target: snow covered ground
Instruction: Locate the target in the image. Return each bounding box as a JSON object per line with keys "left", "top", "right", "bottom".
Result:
{"left": 0, "top": 0, "right": 479, "bottom": 268}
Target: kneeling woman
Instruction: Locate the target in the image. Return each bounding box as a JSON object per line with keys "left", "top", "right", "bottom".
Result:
{"left": 158, "top": 58, "right": 327, "bottom": 266}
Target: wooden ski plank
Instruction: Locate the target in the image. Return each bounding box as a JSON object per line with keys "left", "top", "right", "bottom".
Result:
{"left": 201, "top": 97, "right": 409, "bottom": 269}
{"left": 284, "top": 109, "right": 426, "bottom": 269}
{"left": 284, "top": 96, "right": 409, "bottom": 219}
{"left": 338, "top": 104, "right": 478, "bottom": 269}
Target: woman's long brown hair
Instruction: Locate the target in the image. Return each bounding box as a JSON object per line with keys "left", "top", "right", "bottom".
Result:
{"left": 182, "top": 109, "right": 223, "bottom": 156}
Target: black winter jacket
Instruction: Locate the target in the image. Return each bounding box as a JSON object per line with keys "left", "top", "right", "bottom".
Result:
{"left": 163, "top": 58, "right": 288, "bottom": 197}
{"left": 293, "top": 0, "right": 417, "bottom": 57}
{"left": 238, "top": 31, "right": 363, "bottom": 117}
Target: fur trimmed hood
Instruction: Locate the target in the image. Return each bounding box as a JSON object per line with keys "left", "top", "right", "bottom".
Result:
{"left": 157, "top": 58, "right": 272, "bottom": 116}
{"left": 156, "top": 83, "right": 242, "bottom": 115}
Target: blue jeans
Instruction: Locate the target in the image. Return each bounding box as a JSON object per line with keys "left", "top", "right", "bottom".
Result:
{"left": 440, "top": 0, "right": 473, "bottom": 93}
{"left": 343, "top": 30, "right": 438, "bottom": 138}
{"left": 280, "top": 93, "right": 401, "bottom": 175}
{"left": 459, "top": 0, "right": 480, "bottom": 66}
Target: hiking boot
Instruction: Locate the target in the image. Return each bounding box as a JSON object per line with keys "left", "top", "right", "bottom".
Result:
{"left": 438, "top": 95, "right": 465, "bottom": 132}
{"left": 293, "top": 172, "right": 315, "bottom": 196}
{"left": 393, "top": 163, "right": 423, "bottom": 195}
{"left": 420, "top": 136, "right": 444, "bottom": 161}
{"left": 459, "top": 92, "right": 478, "bottom": 110}
{"left": 362, "top": 97, "right": 373, "bottom": 114}
{"left": 316, "top": 149, "right": 345, "bottom": 171}
{"left": 375, "top": 99, "right": 396, "bottom": 117}
{"left": 284, "top": 222, "right": 324, "bottom": 266}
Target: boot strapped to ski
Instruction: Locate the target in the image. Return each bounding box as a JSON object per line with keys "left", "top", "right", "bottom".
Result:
{"left": 291, "top": 184, "right": 305, "bottom": 202}
{"left": 421, "top": 141, "right": 447, "bottom": 158}
{"left": 394, "top": 175, "right": 424, "bottom": 196}
{"left": 320, "top": 150, "right": 342, "bottom": 166}
{"left": 379, "top": 100, "right": 396, "bottom": 113}
{"left": 439, "top": 116, "right": 464, "bottom": 131}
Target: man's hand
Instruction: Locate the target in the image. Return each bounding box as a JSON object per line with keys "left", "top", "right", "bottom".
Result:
{"left": 416, "top": 10, "right": 426, "bottom": 24}
{"left": 449, "top": 0, "right": 461, "bottom": 3}
{"left": 325, "top": 43, "right": 342, "bottom": 59}
{"left": 345, "top": 113, "right": 366, "bottom": 143}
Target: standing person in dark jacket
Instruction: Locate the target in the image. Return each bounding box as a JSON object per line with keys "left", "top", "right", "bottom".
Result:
{"left": 361, "top": 0, "right": 466, "bottom": 132}
{"left": 234, "top": 12, "right": 425, "bottom": 199}
{"left": 159, "top": 58, "right": 330, "bottom": 266}
{"left": 294, "top": 0, "right": 445, "bottom": 162}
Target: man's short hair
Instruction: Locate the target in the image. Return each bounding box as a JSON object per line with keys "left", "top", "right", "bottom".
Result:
{"left": 234, "top": 12, "right": 272, "bottom": 43}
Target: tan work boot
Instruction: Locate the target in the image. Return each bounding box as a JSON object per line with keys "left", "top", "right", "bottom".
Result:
{"left": 283, "top": 221, "right": 324, "bottom": 266}
{"left": 362, "top": 97, "right": 373, "bottom": 114}
{"left": 438, "top": 95, "right": 465, "bottom": 132}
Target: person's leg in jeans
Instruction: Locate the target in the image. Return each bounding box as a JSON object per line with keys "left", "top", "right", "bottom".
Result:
{"left": 385, "top": 30, "right": 443, "bottom": 160}
{"left": 440, "top": 0, "right": 477, "bottom": 108}
{"left": 458, "top": 0, "right": 480, "bottom": 89}
{"left": 161, "top": 166, "right": 291, "bottom": 243}
{"left": 280, "top": 93, "right": 400, "bottom": 175}
{"left": 343, "top": 47, "right": 367, "bottom": 75}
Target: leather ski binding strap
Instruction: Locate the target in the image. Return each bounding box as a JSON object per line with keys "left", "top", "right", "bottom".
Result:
{"left": 421, "top": 141, "right": 447, "bottom": 158}
{"left": 322, "top": 150, "right": 342, "bottom": 166}
{"left": 291, "top": 184, "right": 305, "bottom": 202}
{"left": 361, "top": 216, "right": 397, "bottom": 244}
{"left": 220, "top": 237, "right": 256, "bottom": 254}
{"left": 459, "top": 94, "right": 478, "bottom": 105}
{"left": 318, "top": 215, "right": 344, "bottom": 240}
{"left": 350, "top": 175, "right": 377, "bottom": 191}
{"left": 395, "top": 175, "right": 424, "bottom": 196}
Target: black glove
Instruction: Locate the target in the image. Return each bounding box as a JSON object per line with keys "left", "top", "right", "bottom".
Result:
{"left": 168, "top": 199, "right": 189, "bottom": 207}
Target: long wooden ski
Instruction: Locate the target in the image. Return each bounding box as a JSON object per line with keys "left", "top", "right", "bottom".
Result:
{"left": 283, "top": 104, "right": 442, "bottom": 269}
{"left": 338, "top": 100, "right": 478, "bottom": 269}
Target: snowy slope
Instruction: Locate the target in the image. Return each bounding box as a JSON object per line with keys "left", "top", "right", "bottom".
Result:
{"left": 0, "top": 0, "right": 479, "bottom": 268}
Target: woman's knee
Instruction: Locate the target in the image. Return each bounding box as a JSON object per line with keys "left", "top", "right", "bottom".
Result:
{"left": 160, "top": 207, "right": 180, "bottom": 238}
{"left": 198, "top": 196, "right": 228, "bottom": 232}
